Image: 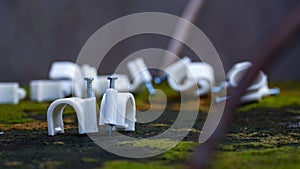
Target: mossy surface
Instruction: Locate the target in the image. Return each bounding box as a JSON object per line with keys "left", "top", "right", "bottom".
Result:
{"left": 117, "top": 139, "right": 178, "bottom": 150}
{"left": 101, "top": 145, "right": 300, "bottom": 169}
{"left": 211, "top": 146, "right": 300, "bottom": 169}
{"left": 101, "top": 161, "right": 180, "bottom": 169}
{"left": 0, "top": 82, "right": 299, "bottom": 169}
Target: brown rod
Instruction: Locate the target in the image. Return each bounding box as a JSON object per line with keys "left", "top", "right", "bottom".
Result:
{"left": 188, "top": 3, "right": 300, "bottom": 169}
{"left": 160, "top": 0, "right": 207, "bottom": 70}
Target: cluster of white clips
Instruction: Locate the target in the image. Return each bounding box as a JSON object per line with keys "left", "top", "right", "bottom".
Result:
{"left": 0, "top": 57, "right": 279, "bottom": 135}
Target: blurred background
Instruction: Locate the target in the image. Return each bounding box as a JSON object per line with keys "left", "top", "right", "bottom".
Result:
{"left": 0, "top": 0, "right": 299, "bottom": 84}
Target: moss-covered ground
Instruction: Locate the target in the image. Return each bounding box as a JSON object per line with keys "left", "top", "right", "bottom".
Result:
{"left": 0, "top": 82, "right": 299, "bottom": 169}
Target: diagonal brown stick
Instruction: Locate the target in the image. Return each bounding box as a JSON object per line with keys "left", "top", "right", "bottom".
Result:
{"left": 160, "top": 0, "right": 207, "bottom": 71}
{"left": 188, "top": 3, "right": 300, "bottom": 169}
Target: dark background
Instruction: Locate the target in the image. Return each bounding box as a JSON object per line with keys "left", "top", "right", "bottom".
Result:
{"left": 0, "top": 0, "right": 299, "bottom": 84}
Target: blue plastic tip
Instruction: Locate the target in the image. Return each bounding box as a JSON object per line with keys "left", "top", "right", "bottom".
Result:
{"left": 211, "top": 86, "right": 223, "bottom": 93}
{"left": 145, "top": 81, "right": 156, "bottom": 95}
{"left": 269, "top": 87, "right": 280, "bottom": 96}
{"left": 154, "top": 77, "right": 162, "bottom": 84}
{"left": 215, "top": 96, "right": 230, "bottom": 103}
{"left": 154, "top": 74, "right": 168, "bottom": 84}
{"left": 211, "top": 81, "right": 227, "bottom": 93}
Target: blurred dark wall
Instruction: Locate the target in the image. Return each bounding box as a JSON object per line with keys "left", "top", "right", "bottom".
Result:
{"left": 0, "top": 0, "right": 299, "bottom": 84}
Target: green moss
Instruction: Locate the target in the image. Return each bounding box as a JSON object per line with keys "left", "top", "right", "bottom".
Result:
{"left": 102, "top": 161, "right": 180, "bottom": 169}
{"left": 81, "top": 157, "right": 98, "bottom": 163}
{"left": 286, "top": 109, "right": 300, "bottom": 114}
{"left": 211, "top": 146, "right": 300, "bottom": 169}
{"left": 0, "top": 103, "right": 34, "bottom": 124}
{"left": 0, "top": 98, "right": 78, "bottom": 126}
{"left": 219, "top": 142, "right": 275, "bottom": 151}
{"left": 102, "top": 146, "right": 300, "bottom": 169}
{"left": 134, "top": 82, "right": 180, "bottom": 108}
{"left": 103, "top": 141, "right": 196, "bottom": 169}
{"left": 117, "top": 139, "right": 178, "bottom": 150}
{"left": 150, "top": 123, "right": 171, "bottom": 127}
{"left": 37, "top": 161, "right": 64, "bottom": 169}
{"left": 136, "top": 81, "right": 180, "bottom": 101}
{"left": 158, "top": 141, "right": 196, "bottom": 162}
{"left": 3, "top": 161, "right": 23, "bottom": 168}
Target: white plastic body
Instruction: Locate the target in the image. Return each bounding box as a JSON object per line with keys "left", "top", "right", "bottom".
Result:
{"left": 81, "top": 64, "right": 97, "bottom": 79}
{"left": 240, "top": 85, "right": 278, "bottom": 103}
{"left": 227, "top": 61, "right": 279, "bottom": 103}
{"left": 0, "top": 82, "right": 26, "bottom": 104}
{"left": 227, "top": 61, "right": 266, "bottom": 90}
{"left": 96, "top": 74, "right": 130, "bottom": 96}
{"left": 167, "top": 61, "right": 215, "bottom": 96}
{"left": 49, "top": 62, "right": 79, "bottom": 80}
{"left": 49, "top": 61, "right": 84, "bottom": 97}
{"left": 164, "top": 56, "right": 191, "bottom": 76}
{"left": 47, "top": 97, "right": 98, "bottom": 136}
{"left": 188, "top": 62, "right": 215, "bottom": 96}
{"left": 30, "top": 80, "right": 72, "bottom": 102}
{"left": 127, "top": 58, "right": 152, "bottom": 92}
{"left": 99, "top": 88, "right": 136, "bottom": 131}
